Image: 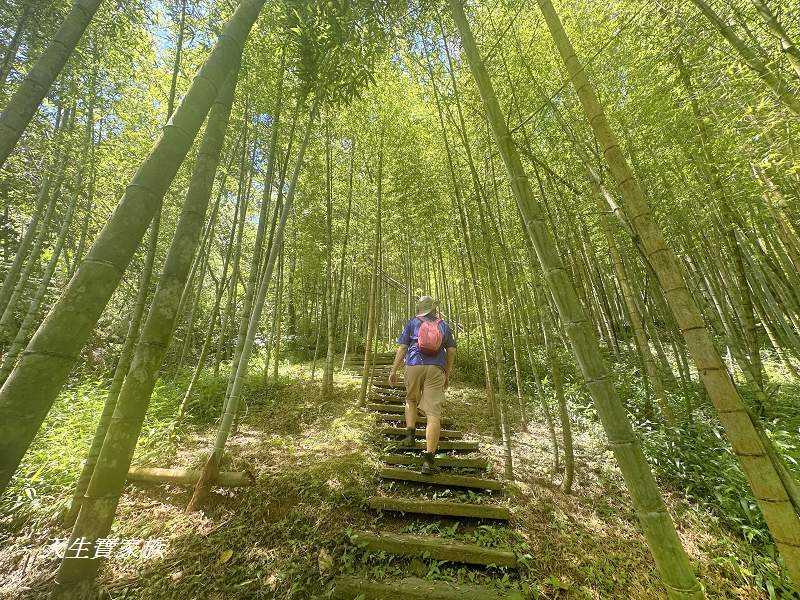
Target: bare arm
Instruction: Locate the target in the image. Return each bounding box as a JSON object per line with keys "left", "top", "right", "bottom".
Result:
{"left": 389, "top": 344, "right": 407, "bottom": 384}
{"left": 444, "top": 347, "right": 456, "bottom": 388}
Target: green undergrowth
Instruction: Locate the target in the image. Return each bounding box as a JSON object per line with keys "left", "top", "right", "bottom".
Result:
{"left": 1, "top": 353, "right": 798, "bottom": 598}
{"left": 448, "top": 342, "right": 799, "bottom": 597}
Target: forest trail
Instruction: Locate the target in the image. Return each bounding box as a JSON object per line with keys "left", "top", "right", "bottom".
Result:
{"left": 1, "top": 356, "right": 790, "bottom": 598}
{"left": 2, "top": 0, "right": 800, "bottom": 595}
{"left": 333, "top": 354, "right": 519, "bottom": 599}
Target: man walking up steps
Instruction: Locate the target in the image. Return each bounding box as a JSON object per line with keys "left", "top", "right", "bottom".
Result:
{"left": 388, "top": 296, "right": 456, "bottom": 474}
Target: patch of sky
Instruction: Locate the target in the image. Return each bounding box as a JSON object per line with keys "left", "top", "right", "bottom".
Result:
{"left": 149, "top": 0, "right": 216, "bottom": 62}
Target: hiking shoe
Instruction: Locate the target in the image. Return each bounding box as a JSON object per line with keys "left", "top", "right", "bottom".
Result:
{"left": 421, "top": 451, "right": 440, "bottom": 475}
{"left": 401, "top": 427, "right": 416, "bottom": 448}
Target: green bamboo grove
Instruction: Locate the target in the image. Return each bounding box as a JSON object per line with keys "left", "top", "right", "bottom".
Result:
{"left": 0, "top": 0, "right": 798, "bottom": 597}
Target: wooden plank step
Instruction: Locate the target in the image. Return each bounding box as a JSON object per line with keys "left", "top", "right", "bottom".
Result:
{"left": 347, "top": 360, "right": 394, "bottom": 365}
{"left": 333, "top": 576, "right": 513, "bottom": 599}
{"left": 369, "top": 395, "right": 404, "bottom": 405}
{"left": 380, "top": 467, "right": 504, "bottom": 491}
{"left": 368, "top": 496, "right": 510, "bottom": 520}
{"left": 381, "top": 427, "right": 462, "bottom": 439}
{"left": 386, "top": 440, "right": 479, "bottom": 452}
{"left": 372, "top": 382, "right": 406, "bottom": 391}
{"left": 350, "top": 531, "right": 517, "bottom": 567}
{"left": 367, "top": 403, "right": 403, "bottom": 413}
{"left": 374, "top": 414, "right": 454, "bottom": 427}
{"left": 370, "top": 401, "right": 405, "bottom": 409}
{"left": 370, "top": 396, "right": 405, "bottom": 404}
{"left": 372, "top": 387, "right": 405, "bottom": 394}
{"left": 369, "top": 394, "right": 406, "bottom": 404}
{"left": 381, "top": 453, "right": 487, "bottom": 470}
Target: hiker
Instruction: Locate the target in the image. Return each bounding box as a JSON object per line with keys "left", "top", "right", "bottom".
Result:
{"left": 388, "top": 296, "right": 456, "bottom": 475}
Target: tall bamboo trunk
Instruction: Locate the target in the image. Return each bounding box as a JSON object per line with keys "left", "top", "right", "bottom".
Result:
{"left": 53, "top": 57, "right": 242, "bottom": 597}
{"left": 0, "top": 123, "right": 88, "bottom": 382}
{"left": 0, "top": 0, "right": 267, "bottom": 495}
{"left": 225, "top": 53, "right": 286, "bottom": 410}
{"left": 187, "top": 92, "right": 320, "bottom": 512}
{"left": 687, "top": 0, "right": 800, "bottom": 116}
{"left": 322, "top": 127, "right": 340, "bottom": 397}
{"left": 330, "top": 144, "right": 355, "bottom": 378}
{"left": 535, "top": 0, "right": 800, "bottom": 585}
{"left": 0, "top": 166, "right": 53, "bottom": 319}
{"left": 271, "top": 245, "right": 285, "bottom": 381}
{"left": 216, "top": 116, "right": 251, "bottom": 379}
{"left": 593, "top": 183, "right": 673, "bottom": 423}
{"left": 0, "top": 2, "right": 40, "bottom": 95}
{"left": 427, "top": 61, "right": 499, "bottom": 435}
{"left": 545, "top": 323, "right": 574, "bottom": 494}
{"left": 0, "top": 148, "right": 69, "bottom": 343}
{"left": 310, "top": 275, "right": 325, "bottom": 381}
{"left": 0, "top": 0, "right": 105, "bottom": 169}
{"left": 750, "top": 0, "right": 800, "bottom": 79}
{"left": 357, "top": 140, "right": 382, "bottom": 406}
{"left": 449, "top": 2, "right": 703, "bottom": 596}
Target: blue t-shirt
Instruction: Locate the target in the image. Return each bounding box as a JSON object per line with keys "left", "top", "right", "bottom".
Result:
{"left": 397, "top": 315, "right": 456, "bottom": 368}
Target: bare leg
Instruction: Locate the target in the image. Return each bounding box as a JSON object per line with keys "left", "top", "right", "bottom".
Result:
{"left": 425, "top": 415, "right": 441, "bottom": 453}
{"left": 406, "top": 400, "right": 417, "bottom": 430}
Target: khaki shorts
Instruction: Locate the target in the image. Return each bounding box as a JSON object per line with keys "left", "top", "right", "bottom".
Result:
{"left": 405, "top": 365, "right": 446, "bottom": 418}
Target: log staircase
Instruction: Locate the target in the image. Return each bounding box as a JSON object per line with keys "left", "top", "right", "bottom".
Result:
{"left": 333, "top": 354, "right": 518, "bottom": 598}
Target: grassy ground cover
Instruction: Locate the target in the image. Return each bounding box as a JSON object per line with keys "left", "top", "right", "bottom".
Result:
{"left": 0, "top": 354, "right": 795, "bottom": 598}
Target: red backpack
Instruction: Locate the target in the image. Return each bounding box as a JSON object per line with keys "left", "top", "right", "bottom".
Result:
{"left": 417, "top": 318, "right": 444, "bottom": 356}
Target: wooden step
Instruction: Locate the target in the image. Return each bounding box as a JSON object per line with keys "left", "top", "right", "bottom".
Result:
{"left": 369, "top": 395, "right": 405, "bottom": 405}
{"left": 347, "top": 361, "right": 394, "bottom": 366}
{"left": 380, "top": 467, "right": 504, "bottom": 491}
{"left": 372, "top": 387, "right": 405, "bottom": 394}
{"left": 372, "top": 387, "right": 405, "bottom": 396}
{"left": 381, "top": 453, "right": 487, "bottom": 470}
{"left": 333, "top": 576, "right": 514, "bottom": 599}
{"left": 370, "top": 382, "right": 405, "bottom": 389}
{"left": 387, "top": 440, "right": 479, "bottom": 452}
{"left": 368, "top": 496, "right": 510, "bottom": 520}
{"left": 372, "top": 396, "right": 405, "bottom": 404}
{"left": 381, "top": 427, "right": 462, "bottom": 440}
{"left": 350, "top": 531, "right": 517, "bottom": 567}
{"left": 370, "top": 393, "right": 405, "bottom": 401}
{"left": 367, "top": 403, "right": 404, "bottom": 414}
{"left": 372, "top": 382, "right": 406, "bottom": 391}
{"left": 374, "top": 414, "right": 454, "bottom": 427}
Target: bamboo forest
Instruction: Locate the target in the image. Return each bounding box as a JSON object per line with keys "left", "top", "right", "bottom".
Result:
{"left": 1, "top": 0, "right": 800, "bottom": 598}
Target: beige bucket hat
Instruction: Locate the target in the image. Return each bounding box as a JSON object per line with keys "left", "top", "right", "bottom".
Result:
{"left": 415, "top": 295, "right": 436, "bottom": 317}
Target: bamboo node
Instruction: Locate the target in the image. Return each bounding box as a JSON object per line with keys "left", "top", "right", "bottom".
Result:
{"left": 162, "top": 122, "right": 193, "bottom": 143}
{"left": 21, "top": 349, "right": 76, "bottom": 361}
{"left": 645, "top": 246, "right": 670, "bottom": 260}
{"left": 608, "top": 439, "right": 637, "bottom": 448}
{"left": 663, "top": 581, "right": 703, "bottom": 595}
{"left": 601, "top": 141, "right": 621, "bottom": 156}
{"left": 680, "top": 325, "right": 706, "bottom": 334}
{"left": 661, "top": 284, "right": 686, "bottom": 295}
{"left": 775, "top": 537, "right": 800, "bottom": 548}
